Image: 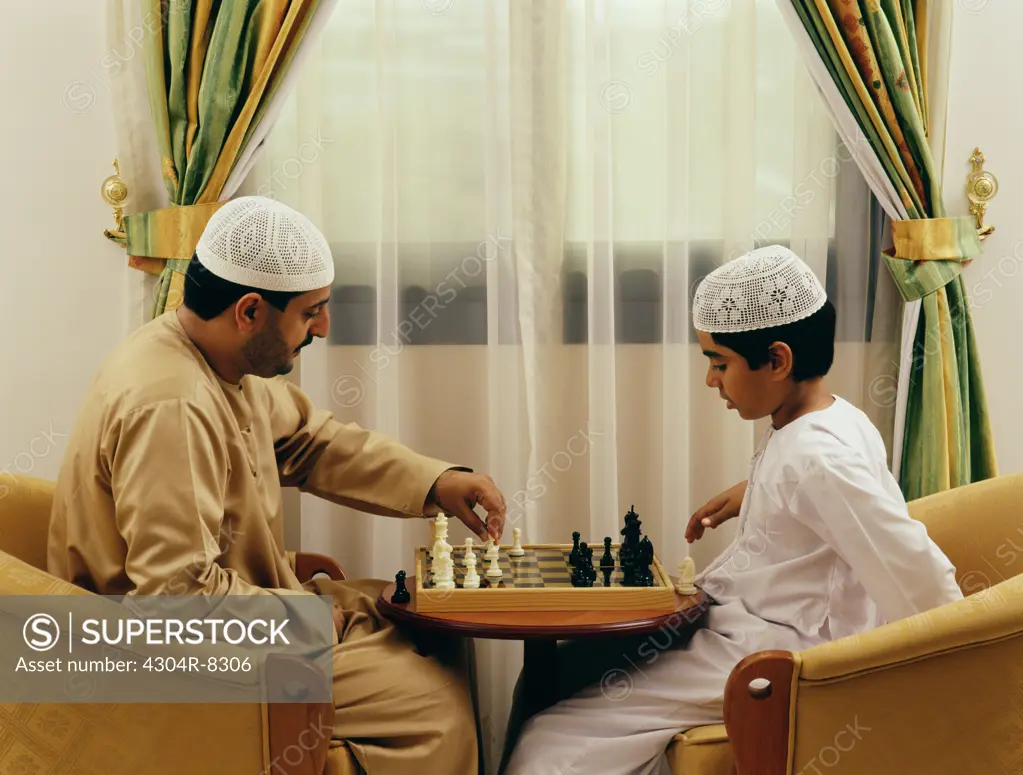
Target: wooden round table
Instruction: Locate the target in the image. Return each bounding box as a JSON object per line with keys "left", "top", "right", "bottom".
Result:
{"left": 377, "top": 575, "right": 710, "bottom": 716}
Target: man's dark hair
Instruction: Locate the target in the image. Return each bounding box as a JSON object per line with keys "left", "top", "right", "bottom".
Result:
{"left": 182, "top": 254, "right": 303, "bottom": 321}
{"left": 711, "top": 299, "right": 836, "bottom": 382}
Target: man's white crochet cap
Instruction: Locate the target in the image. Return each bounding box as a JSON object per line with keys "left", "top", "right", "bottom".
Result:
{"left": 692, "top": 245, "right": 826, "bottom": 333}
{"left": 196, "top": 196, "right": 334, "bottom": 292}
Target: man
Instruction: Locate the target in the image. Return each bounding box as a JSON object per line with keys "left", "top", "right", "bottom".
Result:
{"left": 48, "top": 196, "right": 505, "bottom": 774}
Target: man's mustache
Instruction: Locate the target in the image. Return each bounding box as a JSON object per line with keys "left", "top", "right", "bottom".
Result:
{"left": 295, "top": 335, "right": 314, "bottom": 353}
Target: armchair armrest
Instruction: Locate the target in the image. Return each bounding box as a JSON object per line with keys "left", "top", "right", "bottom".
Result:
{"left": 294, "top": 551, "right": 346, "bottom": 582}
{"left": 725, "top": 575, "right": 1023, "bottom": 774}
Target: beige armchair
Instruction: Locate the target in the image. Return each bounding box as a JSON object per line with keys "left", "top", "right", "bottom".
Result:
{"left": 0, "top": 474, "right": 359, "bottom": 775}
{"left": 665, "top": 471, "right": 1023, "bottom": 774}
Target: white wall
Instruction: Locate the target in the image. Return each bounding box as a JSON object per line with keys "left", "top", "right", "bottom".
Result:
{"left": 0, "top": 4, "right": 126, "bottom": 482}
{"left": 946, "top": 2, "right": 1023, "bottom": 476}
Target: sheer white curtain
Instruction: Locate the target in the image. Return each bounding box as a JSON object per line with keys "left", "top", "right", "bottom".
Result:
{"left": 240, "top": 0, "right": 875, "bottom": 769}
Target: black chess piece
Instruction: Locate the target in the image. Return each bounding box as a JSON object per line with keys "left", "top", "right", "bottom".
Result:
{"left": 570, "top": 560, "right": 585, "bottom": 587}
{"left": 637, "top": 536, "right": 655, "bottom": 586}
{"left": 584, "top": 545, "right": 597, "bottom": 586}
{"left": 391, "top": 570, "right": 410, "bottom": 604}
{"left": 572, "top": 542, "right": 595, "bottom": 587}
{"left": 600, "top": 537, "right": 615, "bottom": 586}
{"left": 569, "top": 531, "right": 581, "bottom": 567}
{"left": 619, "top": 505, "right": 649, "bottom": 586}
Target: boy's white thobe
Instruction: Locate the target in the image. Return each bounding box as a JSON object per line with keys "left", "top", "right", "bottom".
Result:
{"left": 505, "top": 396, "right": 964, "bottom": 775}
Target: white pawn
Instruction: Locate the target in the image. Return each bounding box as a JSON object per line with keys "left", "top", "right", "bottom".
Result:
{"left": 485, "top": 541, "right": 503, "bottom": 579}
{"left": 463, "top": 538, "right": 481, "bottom": 589}
{"left": 484, "top": 537, "right": 499, "bottom": 561}
{"left": 676, "top": 556, "right": 697, "bottom": 595}
{"left": 508, "top": 527, "right": 525, "bottom": 557}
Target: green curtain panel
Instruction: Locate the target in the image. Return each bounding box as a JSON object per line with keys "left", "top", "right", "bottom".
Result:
{"left": 135, "top": 0, "right": 324, "bottom": 317}
{"left": 785, "top": 0, "right": 996, "bottom": 499}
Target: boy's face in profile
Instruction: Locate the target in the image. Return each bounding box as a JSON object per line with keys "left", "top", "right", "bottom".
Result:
{"left": 697, "top": 330, "right": 787, "bottom": 421}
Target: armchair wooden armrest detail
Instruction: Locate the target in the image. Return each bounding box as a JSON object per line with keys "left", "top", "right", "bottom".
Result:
{"left": 266, "top": 654, "right": 334, "bottom": 775}
{"left": 723, "top": 650, "right": 798, "bottom": 775}
{"left": 294, "top": 552, "right": 346, "bottom": 583}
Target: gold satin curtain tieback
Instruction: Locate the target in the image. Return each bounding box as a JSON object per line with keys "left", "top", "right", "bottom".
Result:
{"left": 124, "top": 201, "right": 229, "bottom": 266}
{"left": 885, "top": 216, "right": 982, "bottom": 264}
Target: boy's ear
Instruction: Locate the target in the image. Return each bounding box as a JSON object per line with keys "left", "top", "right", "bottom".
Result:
{"left": 768, "top": 342, "right": 794, "bottom": 378}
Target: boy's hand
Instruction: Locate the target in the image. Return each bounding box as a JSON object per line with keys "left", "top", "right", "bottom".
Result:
{"left": 686, "top": 480, "right": 747, "bottom": 542}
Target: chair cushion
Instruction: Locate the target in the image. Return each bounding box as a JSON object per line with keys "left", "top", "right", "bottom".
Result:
{"left": 665, "top": 724, "right": 733, "bottom": 775}
{"left": 325, "top": 742, "right": 361, "bottom": 775}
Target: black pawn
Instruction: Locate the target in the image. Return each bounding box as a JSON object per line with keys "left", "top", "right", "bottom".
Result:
{"left": 600, "top": 537, "right": 615, "bottom": 586}
{"left": 571, "top": 542, "right": 593, "bottom": 587}
{"left": 584, "top": 545, "right": 597, "bottom": 585}
{"left": 391, "top": 570, "right": 410, "bottom": 604}
{"left": 569, "top": 531, "right": 581, "bottom": 567}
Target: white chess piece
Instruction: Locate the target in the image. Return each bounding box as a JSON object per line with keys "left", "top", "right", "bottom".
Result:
{"left": 434, "top": 515, "right": 452, "bottom": 554}
{"left": 485, "top": 542, "right": 503, "bottom": 579}
{"left": 430, "top": 514, "right": 445, "bottom": 557}
{"left": 463, "top": 538, "right": 481, "bottom": 588}
{"left": 431, "top": 515, "right": 452, "bottom": 583}
{"left": 675, "top": 556, "right": 697, "bottom": 595}
{"left": 508, "top": 527, "right": 525, "bottom": 556}
{"left": 484, "top": 537, "right": 499, "bottom": 561}
{"left": 434, "top": 548, "right": 455, "bottom": 590}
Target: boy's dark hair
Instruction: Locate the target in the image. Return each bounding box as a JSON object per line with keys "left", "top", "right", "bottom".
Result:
{"left": 711, "top": 299, "right": 835, "bottom": 381}
{"left": 182, "top": 254, "right": 303, "bottom": 321}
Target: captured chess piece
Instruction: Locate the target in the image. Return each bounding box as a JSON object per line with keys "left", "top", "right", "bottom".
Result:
{"left": 600, "top": 537, "right": 615, "bottom": 586}
{"left": 509, "top": 527, "right": 525, "bottom": 556}
{"left": 569, "top": 531, "right": 581, "bottom": 567}
{"left": 391, "top": 570, "right": 410, "bottom": 604}
{"left": 463, "top": 537, "right": 481, "bottom": 589}
{"left": 676, "top": 556, "right": 697, "bottom": 595}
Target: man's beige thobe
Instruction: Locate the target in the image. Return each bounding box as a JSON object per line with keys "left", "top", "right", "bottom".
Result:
{"left": 47, "top": 311, "right": 477, "bottom": 775}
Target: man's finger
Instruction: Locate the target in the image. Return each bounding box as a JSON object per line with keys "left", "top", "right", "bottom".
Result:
{"left": 485, "top": 475, "right": 507, "bottom": 512}
{"left": 476, "top": 486, "right": 506, "bottom": 540}
{"left": 454, "top": 501, "right": 489, "bottom": 540}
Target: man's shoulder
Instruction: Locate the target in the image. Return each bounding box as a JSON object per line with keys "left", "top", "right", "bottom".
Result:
{"left": 87, "top": 314, "right": 219, "bottom": 416}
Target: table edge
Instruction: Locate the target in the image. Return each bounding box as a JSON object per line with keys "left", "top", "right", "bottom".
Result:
{"left": 376, "top": 580, "right": 710, "bottom": 640}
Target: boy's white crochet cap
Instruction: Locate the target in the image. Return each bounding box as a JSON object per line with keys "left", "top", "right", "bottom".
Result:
{"left": 692, "top": 245, "right": 826, "bottom": 333}
{"left": 196, "top": 196, "right": 334, "bottom": 292}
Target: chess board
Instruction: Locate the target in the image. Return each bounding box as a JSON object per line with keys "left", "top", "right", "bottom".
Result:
{"left": 414, "top": 543, "right": 676, "bottom": 613}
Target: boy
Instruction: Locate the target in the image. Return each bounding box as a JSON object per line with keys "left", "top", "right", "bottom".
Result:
{"left": 503, "top": 246, "right": 963, "bottom": 775}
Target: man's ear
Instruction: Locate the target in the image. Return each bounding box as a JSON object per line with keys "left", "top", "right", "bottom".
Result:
{"left": 236, "top": 293, "right": 264, "bottom": 330}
